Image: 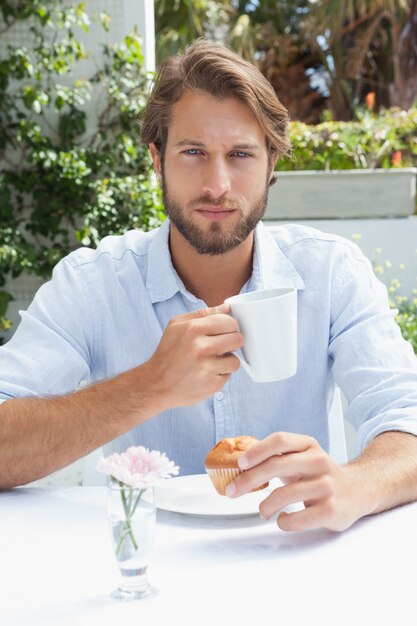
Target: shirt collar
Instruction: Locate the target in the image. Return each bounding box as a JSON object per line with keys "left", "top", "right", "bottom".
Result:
{"left": 248, "top": 221, "right": 305, "bottom": 292}
{"left": 146, "top": 218, "right": 305, "bottom": 304}
{"left": 146, "top": 219, "right": 183, "bottom": 304}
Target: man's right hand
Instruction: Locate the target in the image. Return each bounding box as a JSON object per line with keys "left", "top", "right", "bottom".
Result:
{"left": 147, "top": 303, "right": 243, "bottom": 409}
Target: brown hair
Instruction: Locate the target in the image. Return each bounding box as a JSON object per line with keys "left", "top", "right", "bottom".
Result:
{"left": 140, "top": 39, "right": 290, "bottom": 163}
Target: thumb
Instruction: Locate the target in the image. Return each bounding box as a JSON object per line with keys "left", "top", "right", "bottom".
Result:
{"left": 180, "top": 302, "right": 231, "bottom": 321}
{"left": 214, "top": 302, "right": 230, "bottom": 314}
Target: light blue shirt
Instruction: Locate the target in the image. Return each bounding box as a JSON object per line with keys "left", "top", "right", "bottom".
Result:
{"left": 1, "top": 219, "right": 417, "bottom": 474}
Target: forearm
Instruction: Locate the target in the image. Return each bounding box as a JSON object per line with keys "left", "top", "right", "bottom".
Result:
{"left": 0, "top": 361, "right": 167, "bottom": 489}
{"left": 346, "top": 431, "right": 417, "bottom": 518}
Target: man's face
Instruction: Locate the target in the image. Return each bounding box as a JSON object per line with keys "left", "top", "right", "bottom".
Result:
{"left": 150, "top": 92, "right": 274, "bottom": 255}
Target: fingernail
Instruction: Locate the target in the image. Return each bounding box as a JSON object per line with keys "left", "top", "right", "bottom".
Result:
{"left": 238, "top": 455, "right": 249, "bottom": 470}
{"left": 225, "top": 483, "right": 236, "bottom": 497}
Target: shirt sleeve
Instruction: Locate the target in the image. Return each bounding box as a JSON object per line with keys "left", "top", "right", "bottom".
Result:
{"left": 328, "top": 243, "right": 417, "bottom": 454}
{"left": 0, "top": 257, "right": 93, "bottom": 401}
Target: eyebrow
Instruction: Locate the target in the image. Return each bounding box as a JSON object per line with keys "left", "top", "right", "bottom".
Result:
{"left": 174, "top": 139, "right": 261, "bottom": 151}
{"left": 174, "top": 140, "right": 205, "bottom": 147}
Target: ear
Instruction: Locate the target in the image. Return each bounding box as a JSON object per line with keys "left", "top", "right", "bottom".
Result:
{"left": 268, "top": 154, "right": 278, "bottom": 186}
{"left": 269, "top": 153, "right": 278, "bottom": 177}
{"left": 149, "top": 143, "right": 161, "bottom": 178}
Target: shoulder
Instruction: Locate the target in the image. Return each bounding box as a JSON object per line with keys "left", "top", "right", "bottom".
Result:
{"left": 263, "top": 222, "right": 374, "bottom": 293}
{"left": 63, "top": 227, "right": 160, "bottom": 270}
{"left": 265, "top": 222, "right": 367, "bottom": 264}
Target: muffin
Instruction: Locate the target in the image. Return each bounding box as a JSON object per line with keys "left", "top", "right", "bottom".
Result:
{"left": 204, "top": 436, "right": 269, "bottom": 496}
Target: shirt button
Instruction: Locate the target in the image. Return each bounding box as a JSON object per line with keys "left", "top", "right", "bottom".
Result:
{"left": 215, "top": 392, "right": 224, "bottom": 401}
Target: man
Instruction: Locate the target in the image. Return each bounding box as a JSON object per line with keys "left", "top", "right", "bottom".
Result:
{"left": 1, "top": 40, "right": 417, "bottom": 533}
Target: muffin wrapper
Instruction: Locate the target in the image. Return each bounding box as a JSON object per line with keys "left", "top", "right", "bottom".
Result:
{"left": 205, "top": 467, "right": 241, "bottom": 496}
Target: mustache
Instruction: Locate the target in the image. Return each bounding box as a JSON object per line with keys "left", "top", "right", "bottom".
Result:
{"left": 188, "top": 196, "right": 243, "bottom": 211}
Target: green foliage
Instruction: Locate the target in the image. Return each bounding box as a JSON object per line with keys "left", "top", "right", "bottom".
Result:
{"left": 370, "top": 246, "right": 417, "bottom": 355}
{"left": 0, "top": 1, "right": 164, "bottom": 341}
{"left": 396, "top": 307, "right": 417, "bottom": 354}
{"left": 155, "top": 0, "right": 232, "bottom": 63}
{"left": 277, "top": 107, "right": 417, "bottom": 171}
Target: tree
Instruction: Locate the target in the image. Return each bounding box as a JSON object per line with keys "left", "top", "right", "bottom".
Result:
{"left": 154, "top": 0, "right": 232, "bottom": 63}
{"left": 155, "top": 0, "right": 326, "bottom": 123}
{"left": 311, "top": 0, "right": 417, "bottom": 118}
{"left": 226, "top": 1, "right": 326, "bottom": 123}
{"left": 154, "top": 0, "right": 417, "bottom": 121}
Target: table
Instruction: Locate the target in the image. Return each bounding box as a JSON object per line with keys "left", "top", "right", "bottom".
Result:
{"left": 1, "top": 486, "right": 416, "bottom": 626}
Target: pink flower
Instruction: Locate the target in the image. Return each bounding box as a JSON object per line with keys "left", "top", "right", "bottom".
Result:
{"left": 96, "top": 446, "right": 179, "bottom": 488}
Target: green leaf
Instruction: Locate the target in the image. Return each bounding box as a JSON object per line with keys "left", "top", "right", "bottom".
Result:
{"left": 0, "top": 291, "right": 13, "bottom": 318}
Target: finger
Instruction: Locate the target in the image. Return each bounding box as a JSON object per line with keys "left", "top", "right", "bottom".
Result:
{"left": 198, "top": 314, "right": 240, "bottom": 337}
{"left": 174, "top": 303, "right": 231, "bottom": 323}
{"left": 213, "top": 353, "right": 241, "bottom": 375}
{"left": 173, "top": 312, "right": 239, "bottom": 338}
{"left": 226, "top": 453, "right": 306, "bottom": 498}
{"left": 258, "top": 477, "right": 332, "bottom": 520}
{"left": 197, "top": 333, "right": 244, "bottom": 358}
{"left": 237, "top": 432, "right": 318, "bottom": 470}
{"left": 276, "top": 501, "right": 340, "bottom": 532}
{"left": 234, "top": 449, "right": 333, "bottom": 494}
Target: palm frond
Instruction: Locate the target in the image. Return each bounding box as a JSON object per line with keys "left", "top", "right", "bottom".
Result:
{"left": 345, "top": 12, "right": 387, "bottom": 79}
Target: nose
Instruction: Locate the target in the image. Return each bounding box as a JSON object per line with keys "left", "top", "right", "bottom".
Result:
{"left": 202, "top": 156, "right": 232, "bottom": 198}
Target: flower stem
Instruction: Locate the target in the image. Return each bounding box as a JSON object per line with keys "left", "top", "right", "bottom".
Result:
{"left": 131, "top": 489, "right": 144, "bottom": 517}
{"left": 114, "top": 485, "right": 144, "bottom": 557}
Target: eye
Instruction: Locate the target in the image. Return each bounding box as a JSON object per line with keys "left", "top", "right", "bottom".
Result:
{"left": 231, "top": 151, "right": 252, "bottom": 158}
{"left": 182, "top": 148, "right": 203, "bottom": 156}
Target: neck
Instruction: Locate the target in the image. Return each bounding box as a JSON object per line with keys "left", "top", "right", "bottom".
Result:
{"left": 169, "top": 224, "right": 255, "bottom": 307}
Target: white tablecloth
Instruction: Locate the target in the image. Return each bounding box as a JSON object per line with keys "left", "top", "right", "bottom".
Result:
{"left": 1, "top": 486, "right": 416, "bottom": 626}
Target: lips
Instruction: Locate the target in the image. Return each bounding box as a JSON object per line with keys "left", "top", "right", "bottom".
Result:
{"left": 196, "top": 206, "right": 237, "bottom": 221}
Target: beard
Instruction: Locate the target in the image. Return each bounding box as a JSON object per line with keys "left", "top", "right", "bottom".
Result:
{"left": 161, "top": 173, "right": 269, "bottom": 256}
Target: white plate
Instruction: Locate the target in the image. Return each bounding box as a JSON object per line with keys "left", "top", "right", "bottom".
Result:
{"left": 155, "top": 474, "right": 282, "bottom": 519}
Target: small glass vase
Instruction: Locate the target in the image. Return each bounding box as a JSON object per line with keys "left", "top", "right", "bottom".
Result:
{"left": 107, "top": 483, "right": 157, "bottom": 601}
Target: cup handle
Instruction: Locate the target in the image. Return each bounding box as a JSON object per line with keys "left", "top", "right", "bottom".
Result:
{"left": 234, "top": 351, "right": 253, "bottom": 378}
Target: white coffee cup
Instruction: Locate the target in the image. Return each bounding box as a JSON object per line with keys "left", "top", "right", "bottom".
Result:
{"left": 225, "top": 287, "right": 297, "bottom": 383}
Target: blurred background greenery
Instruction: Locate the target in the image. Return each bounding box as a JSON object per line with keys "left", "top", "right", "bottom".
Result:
{"left": 155, "top": 0, "right": 417, "bottom": 122}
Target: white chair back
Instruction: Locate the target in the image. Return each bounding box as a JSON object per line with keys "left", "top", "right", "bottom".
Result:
{"left": 328, "top": 387, "right": 348, "bottom": 464}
